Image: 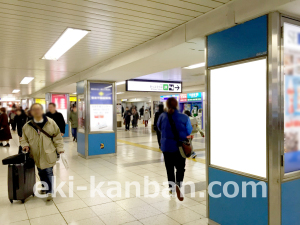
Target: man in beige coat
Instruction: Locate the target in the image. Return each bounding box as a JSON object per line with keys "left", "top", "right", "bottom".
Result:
{"left": 21, "top": 103, "right": 64, "bottom": 201}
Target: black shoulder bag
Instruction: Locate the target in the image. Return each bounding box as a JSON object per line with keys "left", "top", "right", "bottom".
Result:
{"left": 30, "top": 121, "right": 56, "bottom": 141}
{"left": 167, "top": 114, "right": 193, "bottom": 158}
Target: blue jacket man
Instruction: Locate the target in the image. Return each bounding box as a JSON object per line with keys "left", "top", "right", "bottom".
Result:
{"left": 157, "top": 109, "right": 193, "bottom": 152}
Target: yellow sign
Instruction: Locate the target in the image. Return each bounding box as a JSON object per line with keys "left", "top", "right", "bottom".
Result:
{"left": 70, "top": 97, "right": 77, "bottom": 102}
{"left": 35, "top": 99, "right": 45, "bottom": 105}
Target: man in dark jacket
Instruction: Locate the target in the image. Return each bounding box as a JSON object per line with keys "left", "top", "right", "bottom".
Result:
{"left": 46, "top": 103, "right": 66, "bottom": 136}
{"left": 14, "top": 108, "right": 28, "bottom": 138}
{"left": 123, "top": 107, "right": 131, "bottom": 131}
{"left": 139, "top": 106, "right": 144, "bottom": 119}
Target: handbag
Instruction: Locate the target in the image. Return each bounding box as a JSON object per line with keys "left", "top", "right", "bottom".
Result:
{"left": 167, "top": 114, "right": 193, "bottom": 158}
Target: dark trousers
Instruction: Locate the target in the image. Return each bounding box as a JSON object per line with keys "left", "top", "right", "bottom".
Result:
{"left": 125, "top": 120, "right": 130, "bottom": 130}
{"left": 72, "top": 128, "right": 77, "bottom": 139}
{"left": 38, "top": 167, "right": 54, "bottom": 194}
{"left": 163, "top": 151, "right": 186, "bottom": 189}
{"left": 145, "top": 120, "right": 148, "bottom": 127}
{"left": 156, "top": 130, "right": 161, "bottom": 148}
{"left": 11, "top": 120, "right": 16, "bottom": 131}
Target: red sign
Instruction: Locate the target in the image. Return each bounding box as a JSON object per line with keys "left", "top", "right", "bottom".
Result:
{"left": 51, "top": 94, "right": 67, "bottom": 110}
{"left": 179, "top": 94, "right": 187, "bottom": 102}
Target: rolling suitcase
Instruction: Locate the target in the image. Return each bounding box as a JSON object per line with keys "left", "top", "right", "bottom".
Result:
{"left": 3, "top": 153, "right": 36, "bottom": 203}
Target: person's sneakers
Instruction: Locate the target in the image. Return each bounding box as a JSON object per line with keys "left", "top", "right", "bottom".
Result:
{"left": 46, "top": 193, "right": 53, "bottom": 201}
{"left": 73, "top": 137, "right": 75, "bottom": 142}
{"left": 176, "top": 185, "right": 184, "bottom": 201}
{"left": 3, "top": 143, "right": 10, "bottom": 147}
{"left": 191, "top": 152, "right": 197, "bottom": 159}
{"left": 38, "top": 190, "right": 47, "bottom": 195}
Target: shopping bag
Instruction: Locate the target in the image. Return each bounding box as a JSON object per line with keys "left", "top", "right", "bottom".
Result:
{"left": 61, "top": 154, "right": 69, "bottom": 169}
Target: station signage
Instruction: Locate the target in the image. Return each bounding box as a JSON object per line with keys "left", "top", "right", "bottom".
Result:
{"left": 160, "top": 95, "right": 179, "bottom": 102}
{"left": 179, "top": 92, "right": 202, "bottom": 102}
{"left": 126, "top": 80, "right": 182, "bottom": 93}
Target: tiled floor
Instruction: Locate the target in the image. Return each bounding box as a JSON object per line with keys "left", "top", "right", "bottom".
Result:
{"left": 0, "top": 124, "right": 207, "bottom": 225}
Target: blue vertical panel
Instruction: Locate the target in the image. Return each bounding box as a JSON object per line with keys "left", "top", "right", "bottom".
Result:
{"left": 88, "top": 133, "right": 115, "bottom": 156}
{"left": 63, "top": 124, "right": 69, "bottom": 137}
{"left": 282, "top": 178, "right": 300, "bottom": 225}
{"left": 207, "top": 15, "right": 267, "bottom": 67}
{"left": 77, "top": 132, "right": 85, "bottom": 156}
{"left": 209, "top": 167, "right": 268, "bottom": 225}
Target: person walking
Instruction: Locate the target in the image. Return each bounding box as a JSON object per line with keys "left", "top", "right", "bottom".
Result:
{"left": 69, "top": 106, "right": 78, "bottom": 142}
{"left": 123, "top": 107, "right": 131, "bottom": 131}
{"left": 8, "top": 106, "right": 17, "bottom": 132}
{"left": 184, "top": 110, "right": 205, "bottom": 159}
{"left": 157, "top": 97, "right": 193, "bottom": 201}
{"left": 0, "top": 107, "right": 12, "bottom": 147}
{"left": 15, "top": 108, "right": 28, "bottom": 138}
{"left": 46, "top": 103, "right": 66, "bottom": 136}
{"left": 154, "top": 104, "right": 164, "bottom": 149}
{"left": 132, "top": 108, "right": 139, "bottom": 129}
{"left": 139, "top": 106, "right": 144, "bottom": 120}
{"left": 143, "top": 109, "right": 150, "bottom": 127}
{"left": 21, "top": 103, "right": 64, "bottom": 201}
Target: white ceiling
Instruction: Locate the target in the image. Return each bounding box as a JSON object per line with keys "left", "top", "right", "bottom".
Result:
{"left": 0, "top": 0, "right": 230, "bottom": 99}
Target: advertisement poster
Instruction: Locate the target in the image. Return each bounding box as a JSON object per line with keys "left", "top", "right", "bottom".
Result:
{"left": 180, "top": 92, "right": 202, "bottom": 102}
{"left": 284, "top": 22, "right": 300, "bottom": 173}
{"left": 116, "top": 103, "right": 122, "bottom": 114}
{"left": 78, "top": 94, "right": 85, "bottom": 133}
{"left": 90, "top": 83, "right": 113, "bottom": 132}
{"left": 51, "top": 94, "right": 68, "bottom": 123}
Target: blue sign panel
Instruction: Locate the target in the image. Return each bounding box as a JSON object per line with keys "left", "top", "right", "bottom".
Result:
{"left": 187, "top": 92, "right": 201, "bottom": 100}
{"left": 160, "top": 94, "right": 179, "bottom": 102}
{"left": 207, "top": 15, "right": 267, "bottom": 67}
{"left": 90, "top": 83, "right": 112, "bottom": 105}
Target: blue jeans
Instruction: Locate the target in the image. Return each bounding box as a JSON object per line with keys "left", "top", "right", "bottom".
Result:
{"left": 37, "top": 167, "right": 54, "bottom": 194}
{"left": 72, "top": 128, "right": 77, "bottom": 139}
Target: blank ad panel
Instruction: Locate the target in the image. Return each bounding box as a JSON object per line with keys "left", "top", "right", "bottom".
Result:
{"left": 210, "top": 59, "right": 267, "bottom": 178}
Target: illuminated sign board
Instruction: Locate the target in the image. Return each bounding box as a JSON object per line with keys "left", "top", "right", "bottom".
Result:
{"left": 126, "top": 80, "right": 182, "bottom": 93}
{"left": 160, "top": 95, "right": 179, "bottom": 102}
{"left": 179, "top": 92, "right": 202, "bottom": 102}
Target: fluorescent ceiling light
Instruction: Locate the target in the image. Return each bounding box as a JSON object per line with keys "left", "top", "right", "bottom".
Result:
{"left": 42, "top": 28, "right": 89, "bottom": 60}
{"left": 183, "top": 62, "right": 205, "bottom": 69}
{"left": 116, "top": 81, "right": 125, "bottom": 86}
{"left": 20, "top": 77, "right": 34, "bottom": 84}
{"left": 117, "top": 92, "right": 124, "bottom": 95}
{"left": 73, "top": 92, "right": 77, "bottom": 94}
{"left": 12, "top": 89, "right": 20, "bottom": 93}
{"left": 0, "top": 97, "right": 18, "bottom": 101}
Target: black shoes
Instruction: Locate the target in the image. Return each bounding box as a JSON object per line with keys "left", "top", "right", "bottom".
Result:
{"left": 0, "top": 143, "right": 10, "bottom": 147}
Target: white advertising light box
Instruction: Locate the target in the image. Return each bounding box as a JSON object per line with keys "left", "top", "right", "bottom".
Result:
{"left": 210, "top": 59, "right": 267, "bottom": 178}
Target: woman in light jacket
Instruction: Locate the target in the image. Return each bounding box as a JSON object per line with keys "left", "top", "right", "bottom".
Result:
{"left": 143, "top": 109, "right": 150, "bottom": 127}
{"left": 157, "top": 98, "right": 192, "bottom": 201}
